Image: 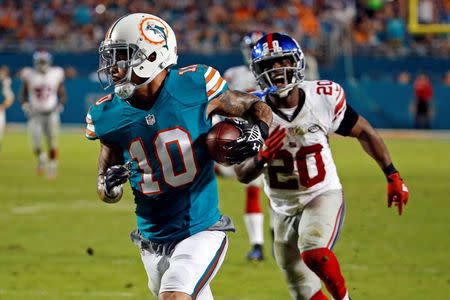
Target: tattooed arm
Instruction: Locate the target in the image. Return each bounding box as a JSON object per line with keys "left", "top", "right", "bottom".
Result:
{"left": 97, "top": 141, "right": 125, "bottom": 203}
{"left": 206, "top": 89, "right": 272, "bottom": 126}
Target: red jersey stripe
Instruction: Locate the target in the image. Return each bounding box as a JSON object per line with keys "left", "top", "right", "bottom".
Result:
{"left": 334, "top": 93, "right": 346, "bottom": 115}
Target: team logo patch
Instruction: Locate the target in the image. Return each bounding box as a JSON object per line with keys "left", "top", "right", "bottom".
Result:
{"left": 145, "top": 114, "right": 156, "bottom": 125}
{"left": 307, "top": 125, "right": 320, "bottom": 133}
{"left": 139, "top": 17, "right": 168, "bottom": 47}
{"left": 289, "top": 126, "right": 306, "bottom": 136}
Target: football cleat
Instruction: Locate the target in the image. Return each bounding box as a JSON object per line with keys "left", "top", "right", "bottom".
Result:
{"left": 246, "top": 244, "right": 264, "bottom": 262}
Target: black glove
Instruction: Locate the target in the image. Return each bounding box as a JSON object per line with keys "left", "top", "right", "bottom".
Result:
{"left": 105, "top": 165, "right": 130, "bottom": 196}
{"left": 224, "top": 120, "right": 269, "bottom": 164}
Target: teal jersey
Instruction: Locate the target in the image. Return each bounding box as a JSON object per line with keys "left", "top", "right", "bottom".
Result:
{"left": 86, "top": 65, "right": 228, "bottom": 242}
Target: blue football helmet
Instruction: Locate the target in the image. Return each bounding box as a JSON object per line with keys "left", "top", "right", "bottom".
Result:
{"left": 241, "top": 31, "right": 266, "bottom": 66}
{"left": 250, "top": 33, "right": 305, "bottom": 98}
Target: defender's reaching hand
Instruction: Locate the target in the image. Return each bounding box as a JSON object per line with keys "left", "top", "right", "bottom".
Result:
{"left": 257, "top": 125, "right": 286, "bottom": 163}
{"left": 387, "top": 172, "right": 409, "bottom": 216}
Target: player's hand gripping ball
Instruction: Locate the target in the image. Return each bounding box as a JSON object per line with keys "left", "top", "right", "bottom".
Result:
{"left": 206, "top": 119, "right": 244, "bottom": 165}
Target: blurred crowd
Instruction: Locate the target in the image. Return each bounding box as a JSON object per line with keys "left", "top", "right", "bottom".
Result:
{"left": 0, "top": 0, "right": 449, "bottom": 59}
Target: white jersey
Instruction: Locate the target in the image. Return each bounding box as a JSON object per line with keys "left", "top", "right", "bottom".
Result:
{"left": 223, "top": 65, "right": 257, "bottom": 92}
{"left": 21, "top": 67, "right": 64, "bottom": 113}
{"left": 263, "top": 80, "right": 348, "bottom": 215}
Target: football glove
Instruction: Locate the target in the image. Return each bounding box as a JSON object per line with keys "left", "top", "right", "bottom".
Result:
{"left": 104, "top": 165, "right": 130, "bottom": 198}
{"left": 257, "top": 125, "right": 286, "bottom": 164}
{"left": 224, "top": 120, "right": 269, "bottom": 164}
{"left": 21, "top": 103, "right": 32, "bottom": 117}
{"left": 387, "top": 172, "right": 409, "bottom": 216}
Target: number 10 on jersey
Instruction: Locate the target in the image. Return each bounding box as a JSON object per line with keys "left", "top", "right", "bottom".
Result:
{"left": 128, "top": 127, "right": 198, "bottom": 194}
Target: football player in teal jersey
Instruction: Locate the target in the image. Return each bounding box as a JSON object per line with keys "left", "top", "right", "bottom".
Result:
{"left": 85, "top": 13, "right": 272, "bottom": 300}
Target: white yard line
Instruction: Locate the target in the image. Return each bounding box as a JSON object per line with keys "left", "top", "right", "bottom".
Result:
{"left": 0, "top": 289, "right": 136, "bottom": 298}
{"left": 9, "top": 200, "right": 132, "bottom": 215}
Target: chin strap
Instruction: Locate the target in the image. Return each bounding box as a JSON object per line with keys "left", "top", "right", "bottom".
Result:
{"left": 271, "top": 83, "right": 297, "bottom": 98}
{"left": 114, "top": 62, "right": 168, "bottom": 99}
{"left": 114, "top": 76, "right": 154, "bottom": 99}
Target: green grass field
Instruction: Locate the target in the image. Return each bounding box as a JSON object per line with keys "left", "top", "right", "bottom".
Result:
{"left": 0, "top": 130, "right": 449, "bottom": 300}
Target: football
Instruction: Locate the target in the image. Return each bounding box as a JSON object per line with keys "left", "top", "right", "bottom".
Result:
{"left": 206, "top": 120, "right": 242, "bottom": 164}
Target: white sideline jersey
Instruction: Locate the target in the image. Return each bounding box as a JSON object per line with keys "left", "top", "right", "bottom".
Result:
{"left": 21, "top": 67, "right": 64, "bottom": 113}
{"left": 263, "top": 80, "right": 348, "bottom": 215}
{"left": 223, "top": 65, "right": 257, "bottom": 92}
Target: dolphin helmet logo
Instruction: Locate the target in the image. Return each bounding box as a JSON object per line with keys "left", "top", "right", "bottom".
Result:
{"left": 139, "top": 17, "right": 169, "bottom": 48}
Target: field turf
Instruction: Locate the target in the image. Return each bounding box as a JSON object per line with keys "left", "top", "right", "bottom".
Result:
{"left": 0, "top": 130, "right": 449, "bottom": 299}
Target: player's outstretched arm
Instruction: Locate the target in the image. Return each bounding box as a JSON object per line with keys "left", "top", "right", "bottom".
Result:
{"left": 97, "top": 142, "right": 129, "bottom": 204}
{"left": 206, "top": 89, "right": 272, "bottom": 126}
{"left": 19, "top": 81, "right": 32, "bottom": 116}
{"left": 57, "top": 82, "right": 66, "bottom": 109}
{"left": 349, "top": 116, "right": 409, "bottom": 215}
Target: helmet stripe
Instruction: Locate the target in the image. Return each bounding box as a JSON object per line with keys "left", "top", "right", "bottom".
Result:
{"left": 267, "top": 33, "right": 273, "bottom": 52}
{"left": 105, "top": 14, "right": 127, "bottom": 39}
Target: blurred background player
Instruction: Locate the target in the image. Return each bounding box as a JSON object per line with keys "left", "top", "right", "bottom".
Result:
{"left": 411, "top": 73, "right": 434, "bottom": 129}
{"left": 19, "top": 51, "right": 66, "bottom": 179}
{"left": 235, "top": 33, "right": 409, "bottom": 300}
{"left": 0, "top": 66, "right": 14, "bottom": 151}
{"left": 220, "top": 31, "right": 268, "bottom": 261}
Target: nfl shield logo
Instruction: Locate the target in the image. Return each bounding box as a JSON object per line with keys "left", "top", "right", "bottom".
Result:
{"left": 145, "top": 114, "right": 156, "bottom": 125}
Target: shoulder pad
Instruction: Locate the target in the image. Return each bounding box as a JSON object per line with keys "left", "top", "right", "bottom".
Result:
{"left": 20, "top": 67, "right": 33, "bottom": 81}
{"left": 85, "top": 94, "right": 119, "bottom": 140}
{"left": 167, "top": 64, "right": 228, "bottom": 105}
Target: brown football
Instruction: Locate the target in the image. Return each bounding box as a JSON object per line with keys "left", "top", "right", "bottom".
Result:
{"left": 206, "top": 121, "right": 241, "bottom": 164}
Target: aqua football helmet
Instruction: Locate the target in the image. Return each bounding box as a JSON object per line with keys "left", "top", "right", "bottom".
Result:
{"left": 251, "top": 33, "right": 305, "bottom": 98}
{"left": 97, "top": 13, "right": 178, "bottom": 99}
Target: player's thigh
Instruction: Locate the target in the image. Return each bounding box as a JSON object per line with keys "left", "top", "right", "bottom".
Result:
{"left": 28, "top": 115, "right": 44, "bottom": 149}
{"left": 160, "top": 230, "right": 228, "bottom": 298}
{"left": 160, "top": 286, "right": 212, "bottom": 300}
{"left": 298, "top": 189, "right": 345, "bottom": 252}
{"left": 272, "top": 211, "right": 301, "bottom": 267}
{"left": 140, "top": 248, "right": 167, "bottom": 297}
{"left": 272, "top": 211, "right": 321, "bottom": 300}
{"left": 45, "top": 112, "right": 60, "bottom": 148}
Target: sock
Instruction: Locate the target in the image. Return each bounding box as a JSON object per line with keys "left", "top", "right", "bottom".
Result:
{"left": 310, "top": 290, "right": 329, "bottom": 300}
{"left": 49, "top": 148, "right": 58, "bottom": 160}
{"left": 244, "top": 185, "right": 264, "bottom": 245}
{"left": 245, "top": 185, "right": 261, "bottom": 213}
{"left": 244, "top": 213, "right": 264, "bottom": 245}
{"left": 301, "top": 248, "right": 347, "bottom": 300}
{"left": 36, "top": 151, "right": 46, "bottom": 174}
{"left": 47, "top": 159, "right": 58, "bottom": 179}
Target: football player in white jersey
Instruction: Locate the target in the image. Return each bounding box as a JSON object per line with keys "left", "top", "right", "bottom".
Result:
{"left": 220, "top": 31, "right": 269, "bottom": 262}
{"left": 19, "top": 51, "right": 66, "bottom": 179}
{"left": 234, "top": 33, "right": 409, "bottom": 300}
{"left": 0, "top": 66, "right": 14, "bottom": 151}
